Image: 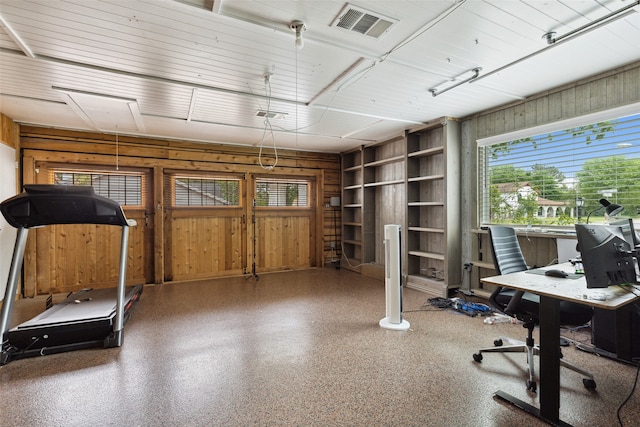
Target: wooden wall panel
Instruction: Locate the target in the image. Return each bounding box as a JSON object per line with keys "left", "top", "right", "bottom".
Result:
{"left": 256, "top": 215, "right": 311, "bottom": 271}
{"left": 474, "top": 61, "right": 640, "bottom": 140}
{"left": 0, "top": 113, "right": 19, "bottom": 149}
{"left": 168, "top": 216, "right": 243, "bottom": 281}
{"left": 33, "top": 223, "right": 146, "bottom": 294}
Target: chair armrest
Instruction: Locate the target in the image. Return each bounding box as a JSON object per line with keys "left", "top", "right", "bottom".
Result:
{"left": 504, "top": 290, "right": 525, "bottom": 316}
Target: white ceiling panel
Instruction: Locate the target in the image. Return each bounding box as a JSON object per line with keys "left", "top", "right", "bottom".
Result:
{"left": 1, "top": 0, "right": 639, "bottom": 153}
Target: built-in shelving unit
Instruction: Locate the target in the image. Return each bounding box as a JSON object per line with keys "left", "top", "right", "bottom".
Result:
{"left": 361, "top": 137, "right": 405, "bottom": 279}
{"left": 339, "top": 118, "right": 462, "bottom": 295}
{"left": 405, "top": 119, "right": 461, "bottom": 297}
{"left": 341, "top": 148, "right": 364, "bottom": 272}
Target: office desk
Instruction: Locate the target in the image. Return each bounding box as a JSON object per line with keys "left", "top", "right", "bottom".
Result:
{"left": 481, "top": 263, "right": 639, "bottom": 427}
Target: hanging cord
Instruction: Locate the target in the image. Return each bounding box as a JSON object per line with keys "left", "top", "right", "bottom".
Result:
{"left": 115, "top": 129, "right": 119, "bottom": 171}
{"left": 295, "top": 45, "right": 298, "bottom": 149}
{"left": 258, "top": 74, "right": 278, "bottom": 170}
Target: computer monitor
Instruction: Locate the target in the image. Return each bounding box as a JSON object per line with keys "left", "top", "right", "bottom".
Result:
{"left": 575, "top": 223, "right": 637, "bottom": 288}
{"left": 610, "top": 218, "right": 640, "bottom": 248}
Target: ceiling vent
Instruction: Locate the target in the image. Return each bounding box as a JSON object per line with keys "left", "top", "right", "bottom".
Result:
{"left": 331, "top": 3, "right": 397, "bottom": 38}
{"left": 256, "top": 110, "right": 288, "bottom": 120}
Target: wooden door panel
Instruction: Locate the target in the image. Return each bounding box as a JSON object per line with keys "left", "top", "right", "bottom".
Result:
{"left": 167, "top": 214, "right": 244, "bottom": 280}
{"left": 32, "top": 222, "right": 146, "bottom": 294}
{"left": 256, "top": 214, "right": 313, "bottom": 272}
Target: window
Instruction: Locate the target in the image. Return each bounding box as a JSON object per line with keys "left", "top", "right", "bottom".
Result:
{"left": 478, "top": 110, "right": 640, "bottom": 227}
{"left": 53, "top": 170, "right": 144, "bottom": 206}
{"left": 171, "top": 176, "right": 240, "bottom": 207}
{"left": 255, "top": 178, "right": 309, "bottom": 207}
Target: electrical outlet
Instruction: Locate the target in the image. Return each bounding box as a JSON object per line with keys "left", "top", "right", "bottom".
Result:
{"left": 330, "top": 241, "right": 336, "bottom": 249}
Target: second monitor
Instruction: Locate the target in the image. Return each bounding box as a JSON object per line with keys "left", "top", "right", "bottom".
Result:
{"left": 575, "top": 223, "right": 638, "bottom": 289}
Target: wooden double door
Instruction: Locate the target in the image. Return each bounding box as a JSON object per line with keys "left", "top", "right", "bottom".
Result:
{"left": 164, "top": 173, "right": 317, "bottom": 281}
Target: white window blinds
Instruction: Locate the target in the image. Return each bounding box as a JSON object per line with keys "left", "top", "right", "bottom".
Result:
{"left": 478, "top": 110, "right": 640, "bottom": 226}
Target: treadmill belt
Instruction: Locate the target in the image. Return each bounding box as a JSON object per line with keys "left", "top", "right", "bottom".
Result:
{"left": 15, "top": 287, "right": 130, "bottom": 328}
{"left": 5, "top": 285, "right": 142, "bottom": 357}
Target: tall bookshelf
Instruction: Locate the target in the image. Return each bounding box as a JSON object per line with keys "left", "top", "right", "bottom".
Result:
{"left": 361, "top": 136, "right": 405, "bottom": 278}
{"left": 341, "top": 148, "right": 364, "bottom": 272}
{"left": 341, "top": 137, "right": 405, "bottom": 277}
{"left": 405, "top": 119, "right": 461, "bottom": 297}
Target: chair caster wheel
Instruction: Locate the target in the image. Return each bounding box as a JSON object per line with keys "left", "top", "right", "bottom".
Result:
{"left": 473, "top": 353, "right": 483, "bottom": 363}
{"left": 526, "top": 380, "right": 537, "bottom": 392}
{"left": 494, "top": 339, "right": 503, "bottom": 347}
{"left": 583, "top": 378, "right": 597, "bottom": 389}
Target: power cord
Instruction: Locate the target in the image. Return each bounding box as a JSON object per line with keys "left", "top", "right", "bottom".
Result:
{"left": 616, "top": 358, "right": 640, "bottom": 426}
{"left": 258, "top": 73, "right": 278, "bottom": 170}
{"left": 338, "top": 240, "right": 375, "bottom": 269}
{"left": 614, "top": 283, "right": 640, "bottom": 426}
{"left": 403, "top": 297, "right": 452, "bottom": 313}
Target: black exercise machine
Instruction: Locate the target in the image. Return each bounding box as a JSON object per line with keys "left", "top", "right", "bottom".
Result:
{"left": 0, "top": 184, "right": 143, "bottom": 365}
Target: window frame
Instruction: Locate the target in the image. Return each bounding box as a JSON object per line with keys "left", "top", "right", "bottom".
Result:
{"left": 254, "top": 177, "right": 312, "bottom": 209}
{"left": 477, "top": 103, "right": 640, "bottom": 230}
{"left": 168, "top": 173, "right": 243, "bottom": 208}
{"left": 51, "top": 167, "right": 147, "bottom": 208}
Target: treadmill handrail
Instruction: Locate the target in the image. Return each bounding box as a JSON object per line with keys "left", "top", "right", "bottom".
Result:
{"left": 0, "top": 184, "right": 128, "bottom": 228}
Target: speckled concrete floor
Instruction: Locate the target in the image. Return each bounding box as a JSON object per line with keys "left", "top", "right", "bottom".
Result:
{"left": 1, "top": 268, "right": 639, "bottom": 426}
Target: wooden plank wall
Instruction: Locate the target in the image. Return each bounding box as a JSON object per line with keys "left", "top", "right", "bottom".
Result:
{"left": 0, "top": 113, "right": 20, "bottom": 192}
{"left": 1, "top": 113, "right": 19, "bottom": 149}
{"left": 18, "top": 126, "right": 341, "bottom": 289}
{"left": 474, "top": 62, "right": 640, "bottom": 140}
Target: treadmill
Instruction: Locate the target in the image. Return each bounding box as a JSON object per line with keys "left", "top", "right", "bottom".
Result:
{"left": 0, "top": 184, "right": 143, "bottom": 365}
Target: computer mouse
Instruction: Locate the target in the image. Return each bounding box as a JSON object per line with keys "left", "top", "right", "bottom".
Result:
{"left": 545, "top": 269, "right": 569, "bottom": 278}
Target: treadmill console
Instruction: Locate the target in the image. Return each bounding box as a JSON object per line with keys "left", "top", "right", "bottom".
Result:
{"left": 0, "top": 184, "right": 128, "bottom": 228}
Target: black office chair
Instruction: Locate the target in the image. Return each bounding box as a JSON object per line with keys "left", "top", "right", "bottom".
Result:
{"left": 472, "top": 225, "right": 596, "bottom": 392}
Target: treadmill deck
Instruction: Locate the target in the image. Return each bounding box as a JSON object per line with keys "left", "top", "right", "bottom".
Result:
{"left": 4, "top": 285, "right": 143, "bottom": 358}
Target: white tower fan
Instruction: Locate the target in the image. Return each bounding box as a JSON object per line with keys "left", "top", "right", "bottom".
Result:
{"left": 379, "top": 224, "right": 410, "bottom": 330}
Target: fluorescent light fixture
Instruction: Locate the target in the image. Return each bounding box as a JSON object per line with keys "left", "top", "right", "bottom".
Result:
{"left": 544, "top": 2, "right": 638, "bottom": 45}
{"left": 476, "top": 5, "right": 638, "bottom": 84}
{"left": 429, "top": 67, "right": 482, "bottom": 97}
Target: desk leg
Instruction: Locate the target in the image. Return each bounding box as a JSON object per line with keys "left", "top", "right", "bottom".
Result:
{"left": 539, "top": 295, "right": 561, "bottom": 423}
{"left": 495, "top": 295, "right": 570, "bottom": 426}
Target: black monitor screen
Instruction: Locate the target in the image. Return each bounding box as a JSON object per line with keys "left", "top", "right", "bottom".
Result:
{"left": 575, "top": 224, "right": 637, "bottom": 288}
